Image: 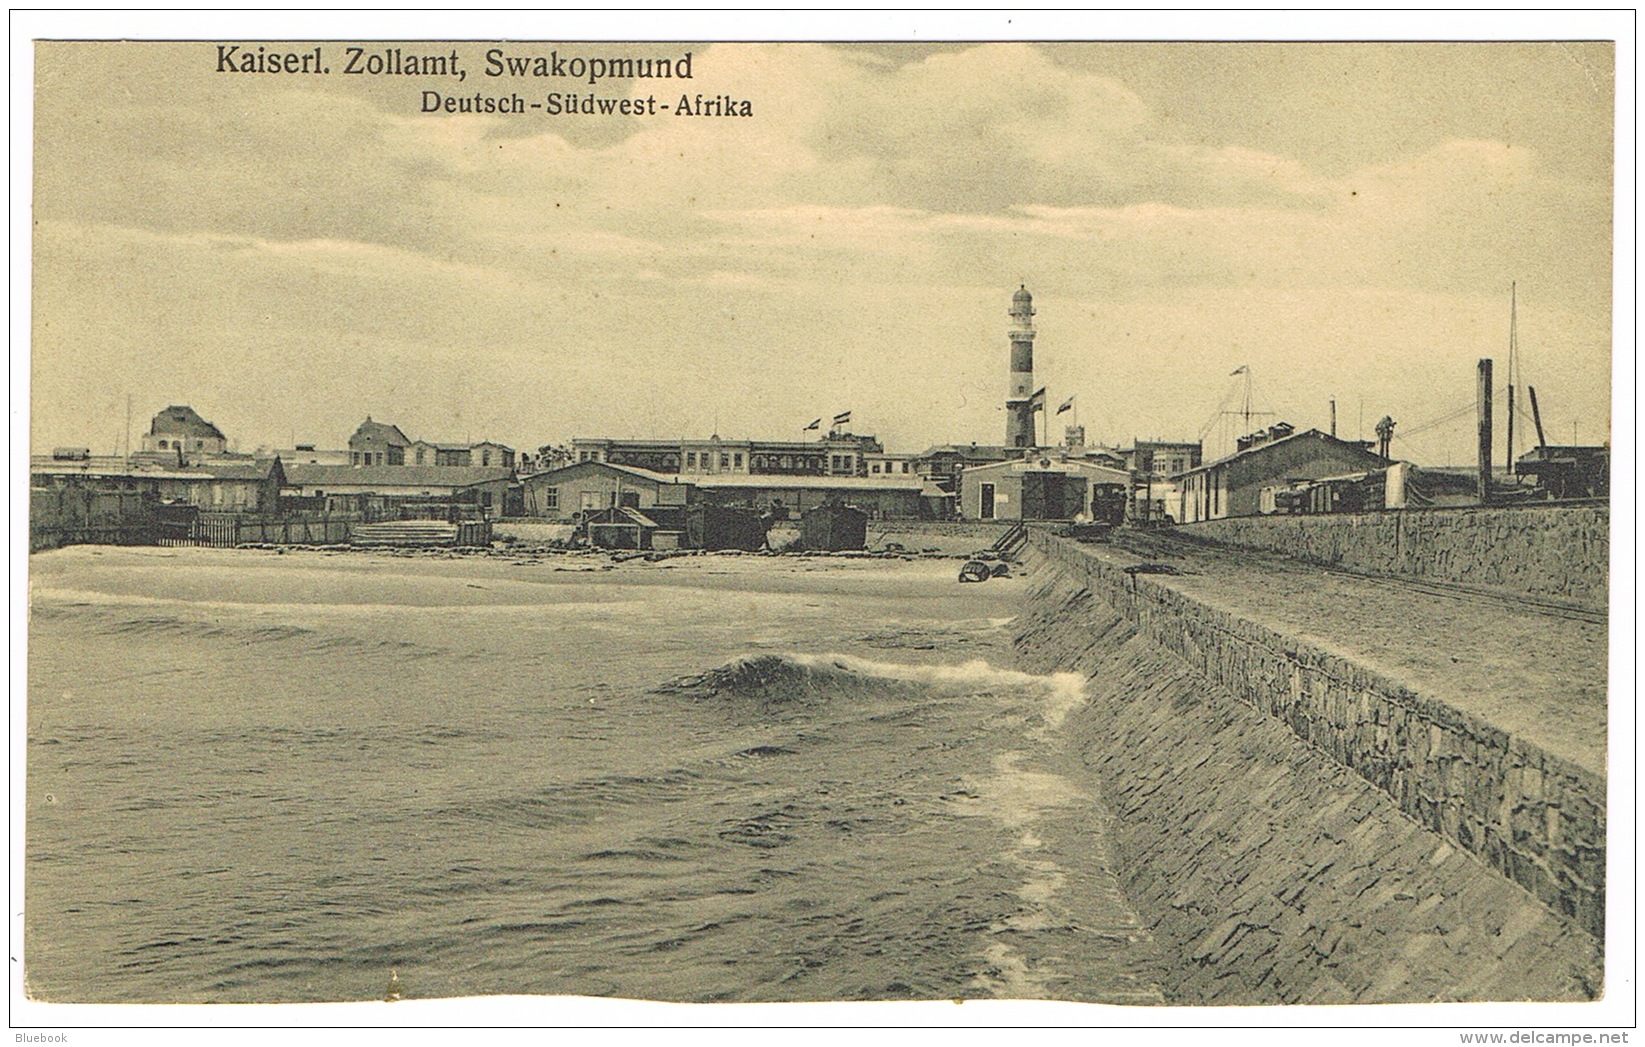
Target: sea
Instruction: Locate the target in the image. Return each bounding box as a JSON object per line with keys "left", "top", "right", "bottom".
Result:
{"left": 25, "top": 545, "right": 1160, "bottom": 1006}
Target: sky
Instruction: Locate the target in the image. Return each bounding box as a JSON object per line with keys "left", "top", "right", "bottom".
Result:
{"left": 28, "top": 34, "right": 1618, "bottom": 465}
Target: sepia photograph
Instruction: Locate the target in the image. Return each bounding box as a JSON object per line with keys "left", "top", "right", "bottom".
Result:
{"left": 12, "top": 10, "right": 1633, "bottom": 1034}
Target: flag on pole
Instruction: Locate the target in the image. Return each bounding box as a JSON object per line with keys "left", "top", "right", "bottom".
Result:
{"left": 1230, "top": 365, "right": 1248, "bottom": 376}
{"left": 1056, "top": 395, "right": 1075, "bottom": 415}
{"left": 803, "top": 418, "right": 822, "bottom": 431}
{"left": 1027, "top": 388, "right": 1047, "bottom": 412}
{"left": 832, "top": 410, "right": 852, "bottom": 427}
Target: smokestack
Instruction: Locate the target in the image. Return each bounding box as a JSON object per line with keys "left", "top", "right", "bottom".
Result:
{"left": 1330, "top": 398, "right": 1337, "bottom": 438}
{"left": 1477, "top": 358, "right": 1493, "bottom": 505}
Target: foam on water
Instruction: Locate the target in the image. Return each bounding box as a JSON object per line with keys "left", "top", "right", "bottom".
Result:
{"left": 26, "top": 548, "right": 1149, "bottom": 1005}
{"left": 658, "top": 651, "right": 1088, "bottom": 728}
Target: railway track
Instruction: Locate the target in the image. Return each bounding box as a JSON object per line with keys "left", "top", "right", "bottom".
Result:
{"left": 1104, "top": 528, "right": 1608, "bottom": 627}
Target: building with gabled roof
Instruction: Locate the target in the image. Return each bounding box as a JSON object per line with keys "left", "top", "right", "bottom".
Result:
{"left": 139, "top": 405, "right": 229, "bottom": 457}
{"left": 911, "top": 443, "right": 1011, "bottom": 495}
{"left": 348, "top": 417, "right": 413, "bottom": 466}
{"left": 519, "top": 460, "right": 686, "bottom": 519}
{"left": 1175, "top": 425, "right": 1388, "bottom": 523}
{"left": 32, "top": 453, "right": 285, "bottom": 513}
{"left": 519, "top": 458, "right": 932, "bottom": 520}
{"left": 958, "top": 454, "right": 1130, "bottom": 522}
{"left": 285, "top": 463, "right": 512, "bottom": 491}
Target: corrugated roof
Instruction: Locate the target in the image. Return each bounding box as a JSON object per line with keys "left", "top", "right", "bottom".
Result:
{"left": 916, "top": 444, "right": 1010, "bottom": 460}
{"left": 961, "top": 457, "right": 1131, "bottom": 482}
{"left": 284, "top": 464, "right": 513, "bottom": 487}
{"left": 1174, "top": 429, "right": 1384, "bottom": 478}
{"left": 692, "top": 474, "right": 924, "bottom": 491}
{"left": 523, "top": 460, "right": 677, "bottom": 485}
{"left": 31, "top": 456, "right": 275, "bottom": 481}
{"left": 522, "top": 460, "right": 923, "bottom": 491}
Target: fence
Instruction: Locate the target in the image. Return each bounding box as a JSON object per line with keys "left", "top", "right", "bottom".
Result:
{"left": 161, "top": 513, "right": 365, "bottom": 549}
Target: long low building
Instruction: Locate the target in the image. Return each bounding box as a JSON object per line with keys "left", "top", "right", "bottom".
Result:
{"left": 31, "top": 454, "right": 285, "bottom": 513}
{"left": 1175, "top": 426, "right": 1388, "bottom": 523}
{"left": 571, "top": 432, "right": 882, "bottom": 479}
{"left": 519, "top": 461, "right": 680, "bottom": 517}
{"left": 282, "top": 464, "right": 516, "bottom": 515}
{"left": 519, "top": 460, "right": 935, "bottom": 520}
{"left": 691, "top": 472, "right": 929, "bottom": 519}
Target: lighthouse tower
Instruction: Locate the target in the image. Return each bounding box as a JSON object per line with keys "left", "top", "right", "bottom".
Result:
{"left": 1005, "top": 285, "right": 1037, "bottom": 449}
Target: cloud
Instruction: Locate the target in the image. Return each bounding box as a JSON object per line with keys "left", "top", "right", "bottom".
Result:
{"left": 35, "top": 85, "right": 457, "bottom": 251}
{"left": 29, "top": 41, "right": 1615, "bottom": 456}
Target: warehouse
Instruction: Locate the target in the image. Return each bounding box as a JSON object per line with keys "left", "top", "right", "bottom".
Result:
{"left": 1175, "top": 426, "right": 1388, "bottom": 523}
{"left": 692, "top": 474, "right": 926, "bottom": 520}
{"left": 958, "top": 455, "right": 1131, "bottom": 522}
{"left": 519, "top": 460, "right": 687, "bottom": 520}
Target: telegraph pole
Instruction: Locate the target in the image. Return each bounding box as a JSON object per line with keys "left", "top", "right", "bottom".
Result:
{"left": 1477, "top": 358, "right": 1493, "bottom": 505}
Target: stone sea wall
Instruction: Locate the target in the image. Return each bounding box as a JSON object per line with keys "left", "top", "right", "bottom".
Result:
{"left": 1026, "top": 531, "right": 1605, "bottom": 941}
{"left": 1180, "top": 505, "right": 1608, "bottom": 611}
{"left": 1013, "top": 569, "right": 1602, "bottom": 1004}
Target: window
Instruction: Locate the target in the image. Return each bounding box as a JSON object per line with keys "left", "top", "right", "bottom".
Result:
{"left": 733, "top": 453, "right": 743, "bottom": 469}
{"left": 872, "top": 463, "right": 881, "bottom": 474}
{"left": 415, "top": 449, "right": 425, "bottom": 465}
{"left": 719, "top": 454, "right": 729, "bottom": 469}
{"left": 687, "top": 452, "right": 697, "bottom": 469}
{"left": 543, "top": 487, "right": 559, "bottom": 510}
{"left": 159, "top": 440, "right": 169, "bottom": 449}
{"left": 482, "top": 451, "right": 492, "bottom": 466}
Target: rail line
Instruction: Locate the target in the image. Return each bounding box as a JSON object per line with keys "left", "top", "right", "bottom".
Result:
{"left": 1104, "top": 528, "right": 1608, "bottom": 627}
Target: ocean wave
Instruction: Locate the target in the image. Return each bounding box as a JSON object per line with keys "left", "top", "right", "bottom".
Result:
{"left": 434, "top": 770, "right": 710, "bottom": 833}
{"left": 653, "top": 652, "right": 1088, "bottom": 724}
{"left": 30, "top": 601, "right": 444, "bottom": 660}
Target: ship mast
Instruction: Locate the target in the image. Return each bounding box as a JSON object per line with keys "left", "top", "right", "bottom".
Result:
{"left": 1506, "top": 282, "right": 1518, "bottom": 472}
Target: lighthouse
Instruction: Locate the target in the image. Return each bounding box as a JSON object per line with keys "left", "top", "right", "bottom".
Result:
{"left": 1005, "top": 285, "right": 1038, "bottom": 449}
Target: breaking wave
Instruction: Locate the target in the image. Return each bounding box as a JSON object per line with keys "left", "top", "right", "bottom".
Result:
{"left": 654, "top": 652, "right": 1088, "bottom": 724}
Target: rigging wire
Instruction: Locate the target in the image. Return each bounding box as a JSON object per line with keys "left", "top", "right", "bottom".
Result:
{"left": 1392, "top": 401, "right": 1475, "bottom": 441}
{"left": 1195, "top": 384, "right": 1239, "bottom": 442}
